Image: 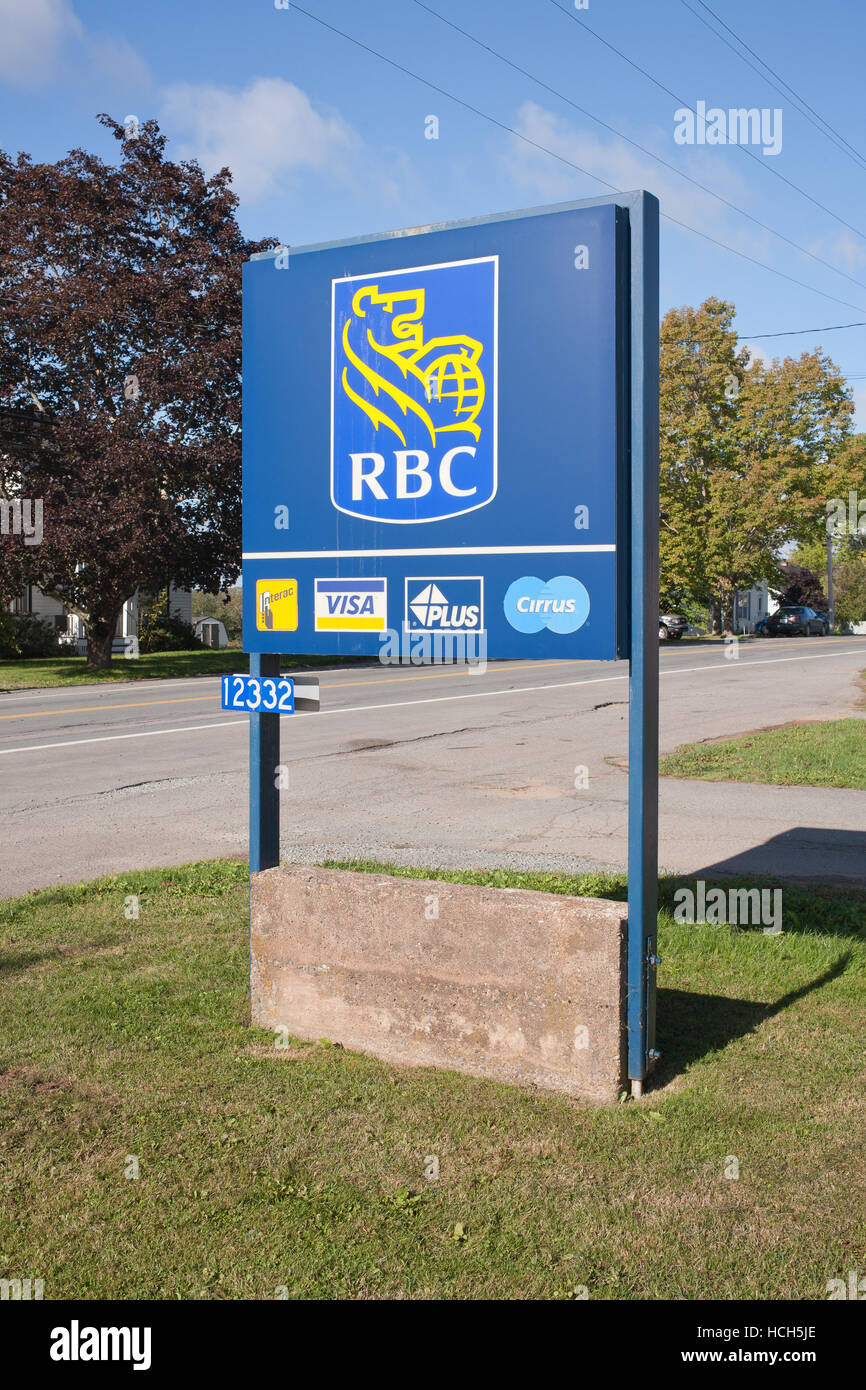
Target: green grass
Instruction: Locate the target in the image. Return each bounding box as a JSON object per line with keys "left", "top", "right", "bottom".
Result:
{"left": 0, "top": 649, "right": 359, "bottom": 691}
{"left": 659, "top": 718, "right": 866, "bottom": 789}
{"left": 1, "top": 858, "right": 864, "bottom": 1300}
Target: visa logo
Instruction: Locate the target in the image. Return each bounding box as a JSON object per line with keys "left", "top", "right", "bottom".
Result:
{"left": 325, "top": 594, "right": 376, "bottom": 616}
{"left": 315, "top": 578, "right": 387, "bottom": 632}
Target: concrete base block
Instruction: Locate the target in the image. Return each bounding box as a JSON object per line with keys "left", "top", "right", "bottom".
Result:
{"left": 251, "top": 865, "right": 627, "bottom": 1102}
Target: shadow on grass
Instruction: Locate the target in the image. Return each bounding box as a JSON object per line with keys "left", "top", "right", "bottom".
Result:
{"left": 654, "top": 953, "right": 852, "bottom": 1083}
{"left": 692, "top": 827, "right": 866, "bottom": 889}
{"left": 0, "top": 947, "right": 62, "bottom": 973}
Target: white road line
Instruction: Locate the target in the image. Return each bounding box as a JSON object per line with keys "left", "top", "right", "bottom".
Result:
{"left": 3, "top": 642, "right": 861, "bottom": 756}
{"left": 0, "top": 646, "right": 862, "bottom": 756}
{"left": 0, "top": 719, "right": 247, "bottom": 755}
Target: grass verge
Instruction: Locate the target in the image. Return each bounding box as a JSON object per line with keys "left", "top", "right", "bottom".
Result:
{"left": 659, "top": 718, "right": 866, "bottom": 789}
{"left": 0, "top": 650, "right": 359, "bottom": 691}
{"left": 1, "top": 858, "right": 863, "bottom": 1299}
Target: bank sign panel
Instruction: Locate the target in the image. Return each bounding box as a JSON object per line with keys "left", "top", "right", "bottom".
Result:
{"left": 332, "top": 257, "right": 497, "bottom": 524}
{"left": 242, "top": 197, "right": 630, "bottom": 660}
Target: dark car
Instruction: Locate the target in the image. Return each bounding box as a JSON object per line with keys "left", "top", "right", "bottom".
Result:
{"left": 760, "top": 605, "right": 829, "bottom": 637}
{"left": 658, "top": 613, "right": 688, "bottom": 640}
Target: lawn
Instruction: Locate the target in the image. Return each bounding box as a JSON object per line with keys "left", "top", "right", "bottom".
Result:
{"left": 1, "top": 858, "right": 863, "bottom": 1300}
{"left": 659, "top": 717, "right": 866, "bottom": 789}
{"left": 0, "top": 649, "right": 356, "bottom": 691}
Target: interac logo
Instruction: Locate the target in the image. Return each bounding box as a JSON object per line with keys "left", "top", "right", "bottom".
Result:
{"left": 331, "top": 257, "right": 498, "bottom": 523}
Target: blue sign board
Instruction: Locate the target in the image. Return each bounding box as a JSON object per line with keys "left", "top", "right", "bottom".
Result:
{"left": 242, "top": 199, "right": 628, "bottom": 661}
{"left": 241, "top": 192, "right": 659, "bottom": 1089}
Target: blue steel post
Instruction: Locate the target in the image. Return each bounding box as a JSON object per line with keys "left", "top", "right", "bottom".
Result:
{"left": 249, "top": 652, "right": 281, "bottom": 874}
{"left": 626, "top": 191, "right": 660, "bottom": 1087}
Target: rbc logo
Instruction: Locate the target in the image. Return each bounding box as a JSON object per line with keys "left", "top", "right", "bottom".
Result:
{"left": 331, "top": 257, "right": 498, "bottom": 523}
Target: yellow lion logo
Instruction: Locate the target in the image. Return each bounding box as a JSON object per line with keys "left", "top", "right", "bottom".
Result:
{"left": 340, "top": 285, "right": 486, "bottom": 448}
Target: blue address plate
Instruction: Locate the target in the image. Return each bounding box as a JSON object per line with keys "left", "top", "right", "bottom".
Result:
{"left": 221, "top": 674, "right": 294, "bottom": 713}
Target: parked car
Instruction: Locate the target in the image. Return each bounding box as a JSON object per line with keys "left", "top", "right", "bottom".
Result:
{"left": 759, "top": 606, "right": 829, "bottom": 637}
{"left": 658, "top": 613, "right": 688, "bottom": 640}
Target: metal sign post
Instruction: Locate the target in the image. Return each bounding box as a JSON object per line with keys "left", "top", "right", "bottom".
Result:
{"left": 626, "top": 192, "right": 660, "bottom": 1092}
{"left": 248, "top": 653, "right": 281, "bottom": 875}
{"left": 241, "top": 192, "right": 659, "bottom": 1089}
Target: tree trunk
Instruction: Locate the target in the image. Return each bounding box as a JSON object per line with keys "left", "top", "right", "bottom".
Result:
{"left": 85, "top": 607, "right": 122, "bottom": 668}
{"left": 722, "top": 588, "right": 736, "bottom": 635}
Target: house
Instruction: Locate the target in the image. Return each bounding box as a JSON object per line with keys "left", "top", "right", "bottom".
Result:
{"left": 6, "top": 584, "right": 192, "bottom": 651}
{"left": 733, "top": 580, "right": 777, "bottom": 633}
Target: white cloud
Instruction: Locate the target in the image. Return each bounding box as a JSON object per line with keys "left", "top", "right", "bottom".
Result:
{"left": 0, "top": 0, "right": 81, "bottom": 87}
{"left": 500, "top": 100, "right": 786, "bottom": 257}
{"left": 812, "top": 230, "right": 866, "bottom": 273}
{"left": 0, "top": 0, "right": 149, "bottom": 93}
{"left": 83, "top": 34, "right": 151, "bottom": 92}
{"left": 161, "top": 78, "right": 361, "bottom": 202}
{"left": 739, "top": 340, "right": 774, "bottom": 368}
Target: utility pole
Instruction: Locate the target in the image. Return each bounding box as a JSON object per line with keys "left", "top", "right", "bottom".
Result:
{"left": 826, "top": 522, "right": 835, "bottom": 631}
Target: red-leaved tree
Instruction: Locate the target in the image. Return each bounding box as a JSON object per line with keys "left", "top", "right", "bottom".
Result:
{"left": 0, "top": 116, "right": 275, "bottom": 665}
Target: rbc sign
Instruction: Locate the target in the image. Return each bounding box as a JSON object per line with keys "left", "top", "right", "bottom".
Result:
{"left": 242, "top": 196, "right": 636, "bottom": 661}
{"left": 331, "top": 258, "right": 497, "bottom": 523}
{"left": 242, "top": 191, "right": 661, "bottom": 1088}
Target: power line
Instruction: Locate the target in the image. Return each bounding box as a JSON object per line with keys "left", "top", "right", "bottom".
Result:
{"left": 289, "top": 4, "right": 866, "bottom": 315}
{"left": 669, "top": 321, "right": 866, "bottom": 346}
{"left": 679, "top": 0, "right": 866, "bottom": 173}
{"left": 544, "top": 0, "right": 866, "bottom": 246}
{"left": 741, "top": 321, "right": 866, "bottom": 340}
{"left": 682, "top": 0, "right": 866, "bottom": 174}
{"left": 414, "top": 0, "right": 866, "bottom": 296}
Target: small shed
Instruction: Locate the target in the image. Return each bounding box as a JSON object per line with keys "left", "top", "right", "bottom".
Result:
{"left": 195, "top": 618, "right": 229, "bottom": 649}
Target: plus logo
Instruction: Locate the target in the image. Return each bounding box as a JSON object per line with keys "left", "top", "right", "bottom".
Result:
{"left": 404, "top": 577, "right": 484, "bottom": 634}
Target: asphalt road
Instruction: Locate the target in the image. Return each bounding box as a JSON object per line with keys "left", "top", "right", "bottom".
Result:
{"left": 1, "top": 637, "right": 865, "bottom": 896}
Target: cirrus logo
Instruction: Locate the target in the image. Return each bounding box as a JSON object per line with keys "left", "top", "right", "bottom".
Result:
{"left": 503, "top": 575, "right": 590, "bottom": 634}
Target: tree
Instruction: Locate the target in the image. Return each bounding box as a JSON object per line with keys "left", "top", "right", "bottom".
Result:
{"left": 659, "top": 298, "right": 746, "bottom": 624}
{"left": 834, "top": 559, "right": 866, "bottom": 627}
{"left": 775, "top": 563, "right": 827, "bottom": 612}
{"left": 659, "top": 298, "right": 854, "bottom": 631}
{"left": 0, "top": 117, "right": 275, "bottom": 665}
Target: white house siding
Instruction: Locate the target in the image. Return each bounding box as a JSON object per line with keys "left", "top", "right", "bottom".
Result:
{"left": 7, "top": 585, "right": 192, "bottom": 640}
{"left": 168, "top": 585, "right": 192, "bottom": 625}
{"left": 734, "top": 581, "right": 774, "bottom": 633}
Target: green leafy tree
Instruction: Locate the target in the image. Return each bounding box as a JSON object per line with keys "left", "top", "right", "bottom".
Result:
{"left": 659, "top": 298, "right": 745, "bottom": 622}
{"left": 660, "top": 298, "right": 854, "bottom": 631}
{"left": 834, "top": 559, "right": 866, "bottom": 627}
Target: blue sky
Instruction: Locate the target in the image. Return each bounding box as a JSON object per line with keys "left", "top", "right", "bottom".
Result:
{"left": 2, "top": 0, "right": 866, "bottom": 423}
